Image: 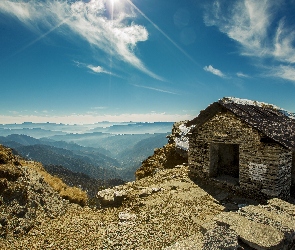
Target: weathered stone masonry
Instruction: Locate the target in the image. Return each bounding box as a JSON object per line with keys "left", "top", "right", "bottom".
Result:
{"left": 188, "top": 99, "right": 294, "bottom": 200}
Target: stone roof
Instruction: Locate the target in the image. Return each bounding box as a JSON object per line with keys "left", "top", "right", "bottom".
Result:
{"left": 188, "top": 97, "right": 295, "bottom": 150}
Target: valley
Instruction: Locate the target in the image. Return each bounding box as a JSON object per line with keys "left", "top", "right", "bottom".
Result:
{"left": 0, "top": 122, "right": 172, "bottom": 183}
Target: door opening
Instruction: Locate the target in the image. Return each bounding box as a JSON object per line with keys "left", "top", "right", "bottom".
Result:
{"left": 209, "top": 143, "right": 239, "bottom": 179}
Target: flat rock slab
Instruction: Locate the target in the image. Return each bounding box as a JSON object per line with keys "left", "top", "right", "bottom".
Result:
{"left": 216, "top": 212, "right": 285, "bottom": 250}
{"left": 239, "top": 205, "right": 295, "bottom": 234}
{"left": 268, "top": 198, "right": 295, "bottom": 216}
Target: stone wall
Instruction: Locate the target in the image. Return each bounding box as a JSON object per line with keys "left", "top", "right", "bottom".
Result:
{"left": 188, "top": 111, "right": 292, "bottom": 199}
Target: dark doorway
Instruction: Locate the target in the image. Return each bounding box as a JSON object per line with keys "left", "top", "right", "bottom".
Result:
{"left": 209, "top": 143, "right": 239, "bottom": 178}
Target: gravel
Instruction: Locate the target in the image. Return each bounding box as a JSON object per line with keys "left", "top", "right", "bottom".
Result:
{"left": 0, "top": 166, "right": 224, "bottom": 249}
{"left": 1, "top": 165, "right": 294, "bottom": 249}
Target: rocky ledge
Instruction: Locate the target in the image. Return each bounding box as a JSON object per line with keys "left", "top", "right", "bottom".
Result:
{"left": 0, "top": 145, "right": 69, "bottom": 238}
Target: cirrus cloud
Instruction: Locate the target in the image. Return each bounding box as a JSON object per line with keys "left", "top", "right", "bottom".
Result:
{"left": 204, "top": 0, "right": 295, "bottom": 82}
{"left": 87, "top": 65, "right": 112, "bottom": 75}
{"left": 236, "top": 72, "right": 250, "bottom": 78}
{"left": 203, "top": 65, "right": 225, "bottom": 77}
{"left": 271, "top": 65, "right": 295, "bottom": 82}
{"left": 0, "top": 0, "right": 163, "bottom": 81}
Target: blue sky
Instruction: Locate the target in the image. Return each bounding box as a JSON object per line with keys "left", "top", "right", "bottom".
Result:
{"left": 0, "top": 0, "right": 294, "bottom": 124}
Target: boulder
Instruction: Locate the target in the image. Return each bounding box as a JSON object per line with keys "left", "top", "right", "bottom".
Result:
{"left": 96, "top": 188, "right": 127, "bottom": 207}
{"left": 216, "top": 212, "right": 284, "bottom": 250}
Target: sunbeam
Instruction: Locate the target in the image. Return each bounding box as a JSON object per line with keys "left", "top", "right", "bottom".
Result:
{"left": 126, "top": 0, "right": 201, "bottom": 68}
{"left": 1, "top": 19, "right": 67, "bottom": 64}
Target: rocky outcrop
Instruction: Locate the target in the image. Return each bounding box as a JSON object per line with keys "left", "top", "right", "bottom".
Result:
{"left": 0, "top": 145, "right": 88, "bottom": 238}
{"left": 135, "top": 143, "right": 187, "bottom": 180}
{"left": 99, "top": 165, "right": 225, "bottom": 249}
{"left": 96, "top": 187, "right": 128, "bottom": 208}
{"left": 0, "top": 162, "right": 69, "bottom": 238}
{"left": 167, "top": 121, "right": 194, "bottom": 158}
{"left": 0, "top": 145, "right": 21, "bottom": 166}
{"left": 135, "top": 121, "right": 191, "bottom": 180}
{"left": 212, "top": 198, "right": 295, "bottom": 249}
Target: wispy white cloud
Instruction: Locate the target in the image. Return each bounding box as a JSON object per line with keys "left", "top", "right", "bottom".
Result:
{"left": 0, "top": 0, "right": 163, "bottom": 80}
{"left": 273, "top": 19, "right": 295, "bottom": 64}
{"left": 204, "top": 0, "right": 295, "bottom": 81}
{"left": 131, "top": 84, "right": 178, "bottom": 95}
{"left": 236, "top": 72, "right": 250, "bottom": 78}
{"left": 74, "top": 60, "right": 122, "bottom": 77}
{"left": 204, "top": 0, "right": 276, "bottom": 58}
{"left": 87, "top": 65, "right": 112, "bottom": 75}
{"left": 203, "top": 65, "right": 225, "bottom": 77}
{"left": 270, "top": 65, "right": 295, "bottom": 82}
{"left": 0, "top": 1, "right": 36, "bottom": 27}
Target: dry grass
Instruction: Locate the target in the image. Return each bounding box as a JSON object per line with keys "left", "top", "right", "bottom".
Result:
{"left": 60, "top": 186, "right": 88, "bottom": 206}
{"left": 20, "top": 160, "right": 88, "bottom": 206}
{"left": 0, "top": 143, "right": 88, "bottom": 206}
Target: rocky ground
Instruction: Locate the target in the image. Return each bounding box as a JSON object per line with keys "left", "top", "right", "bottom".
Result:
{"left": 0, "top": 145, "right": 70, "bottom": 238}
{"left": 1, "top": 162, "right": 294, "bottom": 249}
{"left": 1, "top": 165, "right": 218, "bottom": 249}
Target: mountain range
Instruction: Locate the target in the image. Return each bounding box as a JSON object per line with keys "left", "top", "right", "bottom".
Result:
{"left": 0, "top": 122, "right": 172, "bottom": 181}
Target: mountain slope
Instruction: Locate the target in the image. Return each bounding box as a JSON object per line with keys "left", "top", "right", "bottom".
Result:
{"left": 0, "top": 134, "right": 113, "bottom": 159}
{"left": 13, "top": 144, "right": 120, "bottom": 180}
{"left": 118, "top": 133, "right": 169, "bottom": 167}
{"left": 0, "top": 134, "right": 122, "bottom": 179}
{"left": 47, "top": 132, "right": 168, "bottom": 156}
{"left": 0, "top": 133, "right": 170, "bottom": 181}
{"left": 0, "top": 145, "right": 87, "bottom": 238}
{"left": 2, "top": 134, "right": 40, "bottom": 146}
{"left": 44, "top": 164, "right": 125, "bottom": 198}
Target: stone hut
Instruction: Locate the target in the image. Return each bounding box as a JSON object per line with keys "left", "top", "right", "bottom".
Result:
{"left": 187, "top": 97, "right": 295, "bottom": 200}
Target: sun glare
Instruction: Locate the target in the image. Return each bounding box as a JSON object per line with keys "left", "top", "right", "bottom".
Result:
{"left": 110, "top": 0, "right": 118, "bottom": 7}
{"left": 109, "top": 0, "right": 119, "bottom": 20}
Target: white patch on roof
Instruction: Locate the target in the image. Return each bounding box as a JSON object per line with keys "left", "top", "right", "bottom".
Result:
{"left": 175, "top": 123, "right": 195, "bottom": 151}
{"left": 222, "top": 97, "right": 295, "bottom": 120}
